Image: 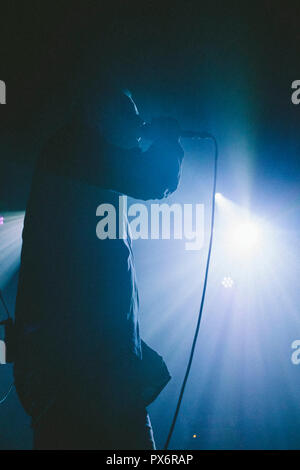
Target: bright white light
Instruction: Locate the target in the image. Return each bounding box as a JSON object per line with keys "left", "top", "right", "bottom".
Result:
{"left": 222, "top": 276, "right": 234, "bottom": 288}
{"left": 215, "top": 192, "right": 223, "bottom": 202}
{"left": 231, "top": 222, "right": 260, "bottom": 251}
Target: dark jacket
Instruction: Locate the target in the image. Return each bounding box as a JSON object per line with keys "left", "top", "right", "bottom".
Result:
{"left": 14, "top": 121, "right": 183, "bottom": 421}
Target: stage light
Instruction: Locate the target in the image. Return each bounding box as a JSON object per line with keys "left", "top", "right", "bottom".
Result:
{"left": 222, "top": 276, "right": 234, "bottom": 288}
{"left": 0, "top": 217, "right": 3, "bottom": 225}
{"left": 215, "top": 192, "right": 223, "bottom": 202}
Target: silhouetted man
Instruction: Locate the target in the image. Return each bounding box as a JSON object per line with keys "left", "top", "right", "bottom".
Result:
{"left": 14, "top": 86, "right": 184, "bottom": 449}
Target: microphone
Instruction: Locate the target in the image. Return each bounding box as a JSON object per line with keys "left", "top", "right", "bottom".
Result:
{"left": 180, "top": 130, "right": 212, "bottom": 139}
{"left": 139, "top": 122, "right": 212, "bottom": 140}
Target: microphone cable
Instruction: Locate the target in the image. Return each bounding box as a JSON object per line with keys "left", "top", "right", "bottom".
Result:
{"left": 164, "top": 134, "right": 218, "bottom": 450}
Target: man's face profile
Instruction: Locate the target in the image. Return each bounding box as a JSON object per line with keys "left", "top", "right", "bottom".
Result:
{"left": 98, "top": 91, "right": 143, "bottom": 149}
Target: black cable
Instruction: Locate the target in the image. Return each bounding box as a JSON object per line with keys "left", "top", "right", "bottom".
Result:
{"left": 164, "top": 135, "right": 218, "bottom": 450}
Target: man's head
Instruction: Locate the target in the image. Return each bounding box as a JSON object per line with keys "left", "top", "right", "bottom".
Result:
{"left": 81, "top": 85, "right": 144, "bottom": 149}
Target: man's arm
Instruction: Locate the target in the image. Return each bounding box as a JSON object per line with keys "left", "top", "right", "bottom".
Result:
{"left": 101, "top": 137, "right": 183, "bottom": 200}
{"left": 39, "top": 121, "right": 184, "bottom": 200}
